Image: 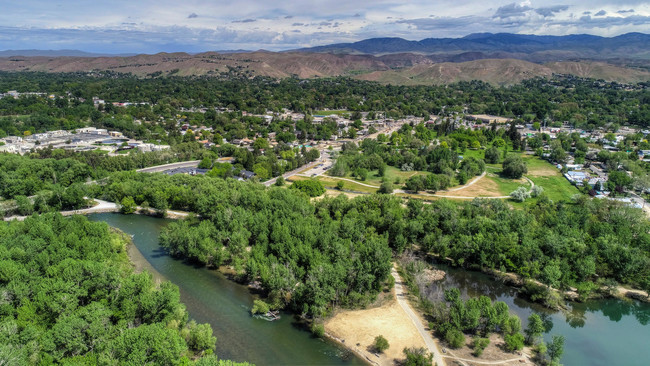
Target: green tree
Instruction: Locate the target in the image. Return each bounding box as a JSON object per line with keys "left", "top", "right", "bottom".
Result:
{"left": 378, "top": 181, "right": 394, "bottom": 194}
{"left": 289, "top": 180, "right": 325, "bottom": 197}
{"left": 547, "top": 335, "right": 565, "bottom": 363}
{"left": 403, "top": 347, "right": 433, "bottom": 366}
{"left": 510, "top": 186, "right": 530, "bottom": 202}
{"left": 374, "top": 335, "right": 390, "bottom": 353}
{"left": 336, "top": 180, "right": 345, "bottom": 190}
{"left": 183, "top": 320, "right": 217, "bottom": 352}
{"left": 445, "top": 329, "right": 465, "bottom": 349}
{"left": 492, "top": 138, "right": 506, "bottom": 148}
{"left": 275, "top": 176, "right": 285, "bottom": 186}
{"left": 504, "top": 333, "right": 525, "bottom": 352}
{"left": 120, "top": 196, "right": 137, "bottom": 214}
{"left": 502, "top": 155, "right": 528, "bottom": 179}
{"left": 198, "top": 157, "right": 213, "bottom": 169}
{"left": 472, "top": 337, "right": 490, "bottom": 357}
{"left": 484, "top": 146, "right": 500, "bottom": 164}
{"left": 525, "top": 314, "right": 545, "bottom": 345}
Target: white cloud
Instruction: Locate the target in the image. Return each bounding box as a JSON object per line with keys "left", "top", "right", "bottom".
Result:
{"left": 0, "top": 1, "right": 648, "bottom": 52}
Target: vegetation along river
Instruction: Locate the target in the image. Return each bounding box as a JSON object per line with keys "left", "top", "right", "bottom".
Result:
{"left": 89, "top": 213, "right": 363, "bottom": 366}
{"left": 429, "top": 263, "right": 650, "bottom": 366}
{"left": 90, "top": 213, "right": 650, "bottom": 366}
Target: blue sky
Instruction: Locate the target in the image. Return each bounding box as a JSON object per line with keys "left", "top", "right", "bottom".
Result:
{"left": 0, "top": 0, "right": 649, "bottom": 53}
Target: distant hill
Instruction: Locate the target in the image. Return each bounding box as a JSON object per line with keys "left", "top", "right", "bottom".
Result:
{"left": 1, "top": 32, "right": 650, "bottom": 86}
{"left": 0, "top": 49, "right": 136, "bottom": 57}
{"left": 294, "top": 32, "right": 650, "bottom": 61}
{"left": 1, "top": 51, "right": 648, "bottom": 86}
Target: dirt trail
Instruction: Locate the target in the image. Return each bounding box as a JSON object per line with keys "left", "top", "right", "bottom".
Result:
{"left": 391, "top": 265, "right": 446, "bottom": 366}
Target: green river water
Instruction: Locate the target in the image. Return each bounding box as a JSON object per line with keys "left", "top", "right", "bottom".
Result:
{"left": 90, "top": 213, "right": 363, "bottom": 365}
{"left": 90, "top": 213, "right": 650, "bottom": 366}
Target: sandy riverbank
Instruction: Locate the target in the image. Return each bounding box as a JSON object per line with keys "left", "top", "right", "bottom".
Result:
{"left": 115, "top": 227, "right": 168, "bottom": 286}
{"left": 324, "top": 287, "right": 429, "bottom": 366}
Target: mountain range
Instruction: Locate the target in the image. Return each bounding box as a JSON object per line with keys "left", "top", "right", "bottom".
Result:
{"left": 294, "top": 32, "right": 650, "bottom": 60}
{"left": 0, "top": 33, "right": 649, "bottom": 85}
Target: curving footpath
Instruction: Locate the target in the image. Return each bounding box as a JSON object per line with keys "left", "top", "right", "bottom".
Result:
{"left": 391, "top": 265, "right": 446, "bottom": 366}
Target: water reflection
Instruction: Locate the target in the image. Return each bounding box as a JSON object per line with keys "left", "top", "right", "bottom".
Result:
{"left": 426, "top": 261, "right": 650, "bottom": 366}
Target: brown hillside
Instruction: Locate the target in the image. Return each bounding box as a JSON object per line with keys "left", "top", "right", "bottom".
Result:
{"left": 0, "top": 52, "right": 648, "bottom": 85}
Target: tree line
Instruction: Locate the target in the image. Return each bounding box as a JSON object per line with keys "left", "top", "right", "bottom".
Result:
{"left": 0, "top": 213, "right": 249, "bottom": 365}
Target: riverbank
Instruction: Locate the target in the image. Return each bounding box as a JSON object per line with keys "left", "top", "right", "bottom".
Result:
{"left": 427, "top": 254, "right": 649, "bottom": 309}
{"left": 324, "top": 285, "right": 429, "bottom": 366}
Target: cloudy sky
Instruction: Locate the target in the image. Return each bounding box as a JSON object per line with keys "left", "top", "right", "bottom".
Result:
{"left": 1, "top": 0, "right": 649, "bottom": 53}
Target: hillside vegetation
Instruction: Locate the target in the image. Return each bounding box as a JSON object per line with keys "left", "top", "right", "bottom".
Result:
{"left": 1, "top": 52, "right": 649, "bottom": 85}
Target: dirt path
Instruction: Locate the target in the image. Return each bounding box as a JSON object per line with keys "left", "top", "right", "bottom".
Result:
{"left": 391, "top": 265, "right": 446, "bottom": 366}
{"left": 442, "top": 354, "right": 527, "bottom": 365}
{"left": 318, "top": 176, "right": 381, "bottom": 188}
{"left": 446, "top": 171, "right": 487, "bottom": 192}
{"left": 4, "top": 198, "right": 119, "bottom": 221}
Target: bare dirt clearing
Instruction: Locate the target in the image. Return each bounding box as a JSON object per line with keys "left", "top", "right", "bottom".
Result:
{"left": 325, "top": 289, "right": 427, "bottom": 365}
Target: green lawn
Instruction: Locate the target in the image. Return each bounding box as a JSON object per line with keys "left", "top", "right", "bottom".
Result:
{"left": 488, "top": 174, "right": 529, "bottom": 195}
{"left": 289, "top": 175, "right": 378, "bottom": 194}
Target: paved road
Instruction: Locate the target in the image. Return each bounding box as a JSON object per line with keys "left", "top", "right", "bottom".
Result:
{"left": 136, "top": 160, "right": 201, "bottom": 173}
{"left": 4, "top": 198, "right": 118, "bottom": 221}
{"left": 263, "top": 159, "right": 324, "bottom": 186}
{"left": 391, "top": 265, "right": 446, "bottom": 366}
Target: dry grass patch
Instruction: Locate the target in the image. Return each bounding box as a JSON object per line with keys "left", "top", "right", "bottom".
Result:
{"left": 325, "top": 289, "right": 428, "bottom": 366}
{"left": 437, "top": 176, "right": 505, "bottom": 198}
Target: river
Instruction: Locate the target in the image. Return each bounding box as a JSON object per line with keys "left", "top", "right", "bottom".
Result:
{"left": 427, "top": 263, "right": 650, "bottom": 366}
{"left": 90, "top": 213, "right": 650, "bottom": 366}
{"left": 89, "top": 213, "right": 363, "bottom": 366}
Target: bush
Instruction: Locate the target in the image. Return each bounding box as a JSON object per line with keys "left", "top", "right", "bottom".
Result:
{"left": 502, "top": 155, "right": 528, "bottom": 179}
{"left": 289, "top": 180, "right": 325, "bottom": 197}
{"left": 484, "top": 146, "right": 500, "bottom": 164}
{"left": 510, "top": 187, "right": 530, "bottom": 202}
{"left": 531, "top": 185, "right": 544, "bottom": 197}
{"left": 504, "top": 333, "right": 525, "bottom": 352}
{"left": 251, "top": 299, "right": 270, "bottom": 315}
{"left": 378, "top": 181, "right": 394, "bottom": 194}
{"left": 310, "top": 323, "right": 324, "bottom": 338}
{"left": 120, "top": 196, "right": 137, "bottom": 214}
{"left": 445, "top": 329, "right": 465, "bottom": 349}
{"left": 374, "top": 335, "right": 390, "bottom": 353}
{"left": 472, "top": 337, "right": 490, "bottom": 357}
{"left": 336, "top": 180, "right": 345, "bottom": 190}
{"left": 403, "top": 347, "right": 433, "bottom": 366}
{"left": 275, "top": 176, "right": 285, "bottom": 186}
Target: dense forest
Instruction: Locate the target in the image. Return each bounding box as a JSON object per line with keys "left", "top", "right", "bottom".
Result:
{"left": 97, "top": 171, "right": 650, "bottom": 313}
{"left": 0, "top": 72, "right": 649, "bottom": 145}
{"left": 0, "top": 213, "right": 248, "bottom": 365}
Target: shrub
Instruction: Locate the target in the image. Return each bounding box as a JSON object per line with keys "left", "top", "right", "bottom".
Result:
{"left": 378, "top": 182, "right": 394, "bottom": 194}
{"left": 374, "top": 335, "right": 390, "bottom": 353}
{"left": 120, "top": 196, "right": 137, "bottom": 214}
{"left": 289, "top": 180, "right": 325, "bottom": 197}
{"left": 336, "top": 180, "right": 345, "bottom": 190}
{"left": 531, "top": 185, "right": 544, "bottom": 197}
{"left": 310, "top": 323, "right": 324, "bottom": 338}
{"left": 502, "top": 155, "right": 528, "bottom": 179}
{"left": 275, "top": 176, "right": 285, "bottom": 186}
{"left": 472, "top": 337, "right": 490, "bottom": 357}
{"left": 484, "top": 146, "right": 500, "bottom": 164}
{"left": 251, "top": 299, "right": 270, "bottom": 315}
{"left": 403, "top": 347, "right": 433, "bottom": 366}
{"left": 510, "top": 187, "right": 530, "bottom": 202}
{"left": 504, "top": 333, "right": 525, "bottom": 352}
{"left": 445, "top": 329, "right": 465, "bottom": 349}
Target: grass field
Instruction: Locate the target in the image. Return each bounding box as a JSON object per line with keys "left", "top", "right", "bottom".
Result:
{"left": 289, "top": 175, "right": 379, "bottom": 194}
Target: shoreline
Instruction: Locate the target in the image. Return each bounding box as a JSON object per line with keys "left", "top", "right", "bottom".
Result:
{"left": 109, "top": 225, "right": 169, "bottom": 286}
{"left": 428, "top": 254, "right": 650, "bottom": 307}
{"left": 324, "top": 332, "right": 378, "bottom": 366}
